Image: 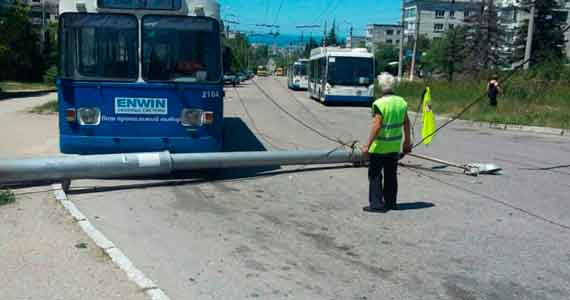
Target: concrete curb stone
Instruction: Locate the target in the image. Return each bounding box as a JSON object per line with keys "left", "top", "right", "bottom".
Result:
{"left": 50, "top": 184, "right": 171, "bottom": 300}
{"left": 410, "top": 112, "right": 567, "bottom": 137}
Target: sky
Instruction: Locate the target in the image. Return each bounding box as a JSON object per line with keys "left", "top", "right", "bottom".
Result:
{"left": 219, "top": 0, "right": 401, "bottom": 37}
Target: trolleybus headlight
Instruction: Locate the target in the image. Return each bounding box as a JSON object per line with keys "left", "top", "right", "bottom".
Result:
{"left": 77, "top": 107, "right": 101, "bottom": 125}
{"left": 181, "top": 109, "right": 204, "bottom": 126}
{"left": 65, "top": 108, "right": 77, "bottom": 123}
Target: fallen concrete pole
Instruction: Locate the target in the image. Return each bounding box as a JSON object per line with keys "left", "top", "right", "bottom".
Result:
{"left": 0, "top": 150, "right": 365, "bottom": 185}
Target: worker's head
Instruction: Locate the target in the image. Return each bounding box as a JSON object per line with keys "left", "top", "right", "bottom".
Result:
{"left": 377, "top": 72, "right": 396, "bottom": 94}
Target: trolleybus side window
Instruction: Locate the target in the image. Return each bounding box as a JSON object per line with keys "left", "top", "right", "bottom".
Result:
{"left": 60, "top": 13, "right": 138, "bottom": 80}
{"left": 295, "top": 63, "right": 307, "bottom": 76}
{"left": 142, "top": 16, "right": 221, "bottom": 83}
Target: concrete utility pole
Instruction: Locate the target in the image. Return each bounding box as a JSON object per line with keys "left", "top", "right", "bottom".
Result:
{"left": 524, "top": 4, "right": 536, "bottom": 70}
{"left": 409, "top": 10, "right": 421, "bottom": 81}
{"left": 40, "top": 0, "right": 46, "bottom": 53}
{"left": 397, "top": 0, "right": 406, "bottom": 81}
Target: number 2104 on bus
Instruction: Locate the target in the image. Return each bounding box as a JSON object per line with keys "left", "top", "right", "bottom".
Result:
{"left": 57, "top": 0, "right": 224, "bottom": 154}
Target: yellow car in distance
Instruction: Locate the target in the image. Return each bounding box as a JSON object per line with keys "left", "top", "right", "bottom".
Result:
{"left": 275, "top": 67, "right": 285, "bottom": 76}
{"left": 257, "top": 65, "right": 269, "bottom": 77}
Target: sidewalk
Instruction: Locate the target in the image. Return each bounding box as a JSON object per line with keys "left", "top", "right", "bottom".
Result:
{"left": 0, "top": 94, "right": 147, "bottom": 300}
{"left": 0, "top": 187, "right": 146, "bottom": 300}
{"left": 0, "top": 92, "right": 59, "bottom": 158}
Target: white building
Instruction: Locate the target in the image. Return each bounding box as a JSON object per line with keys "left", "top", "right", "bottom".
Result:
{"left": 403, "top": 0, "right": 484, "bottom": 40}
{"left": 496, "top": 0, "right": 570, "bottom": 61}
{"left": 365, "top": 24, "right": 402, "bottom": 53}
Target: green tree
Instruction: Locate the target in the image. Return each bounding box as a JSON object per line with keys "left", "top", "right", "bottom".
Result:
{"left": 515, "top": 0, "right": 567, "bottom": 64}
{"left": 464, "top": 0, "right": 505, "bottom": 73}
{"left": 406, "top": 34, "right": 431, "bottom": 55}
{"left": 223, "top": 33, "right": 250, "bottom": 72}
{"left": 303, "top": 36, "right": 319, "bottom": 57}
{"left": 0, "top": 0, "right": 43, "bottom": 81}
{"left": 326, "top": 20, "right": 338, "bottom": 46}
{"left": 251, "top": 44, "right": 269, "bottom": 71}
{"left": 424, "top": 27, "right": 467, "bottom": 81}
{"left": 374, "top": 43, "right": 399, "bottom": 75}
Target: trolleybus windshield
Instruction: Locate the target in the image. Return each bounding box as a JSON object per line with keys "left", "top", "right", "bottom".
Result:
{"left": 294, "top": 63, "right": 307, "bottom": 76}
{"left": 327, "top": 57, "right": 373, "bottom": 86}
{"left": 142, "top": 16, "right": 221, "bottom": 83}
{"left": 98, "top": 0, "right": 182, "bottom": 10}
{"left": 60, "top": 14, "right": 139, "bottom": 81}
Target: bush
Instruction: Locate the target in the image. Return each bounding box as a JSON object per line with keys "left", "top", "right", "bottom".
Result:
{"left": 43, "top": 65, "right": 58, "bottom": 86}
{"left": 0, "top": 190, "right": 16, "bottom": 206}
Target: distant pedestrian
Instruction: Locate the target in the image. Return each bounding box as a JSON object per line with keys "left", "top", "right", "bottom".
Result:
{"left": 362, "top": 73, "right": 412, "bottom": 213}
{"left": 487, "top": 74, "right": 501, "bottom": 107}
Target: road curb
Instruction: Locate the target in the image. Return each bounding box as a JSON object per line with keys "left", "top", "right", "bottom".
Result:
{"left": 51, "top": 183, "right": 171, "bottom": 300}
{"left": 459, "top": 119, "right": 567, "bottom": 136}
{"left": 410, "top": 112, "right": 567, "bottom": 137}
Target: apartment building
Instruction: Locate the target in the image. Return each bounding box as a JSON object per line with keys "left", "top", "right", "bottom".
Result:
{"left": 365, "top": 24, "right": 402, "bottom": 52}
{"left": 496, "top": 0, "right": 570, "bottom": 61}
{"left": 0, "top": 0, "right": 58, "bottom": 24}
{"left": 403, "top": 0, "right": 483, "bottom": 40}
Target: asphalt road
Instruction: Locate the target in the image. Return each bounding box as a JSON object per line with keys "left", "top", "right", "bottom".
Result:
{"left": 69, "top": 76, "right": 570, "bottom": 299}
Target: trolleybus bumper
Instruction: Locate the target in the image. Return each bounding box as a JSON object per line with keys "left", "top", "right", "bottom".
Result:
{"left": 324, "top": 95, "right": 374, "bottom": 104}
{"left": 60, "top": 135, "right": 223, "bottom": 155}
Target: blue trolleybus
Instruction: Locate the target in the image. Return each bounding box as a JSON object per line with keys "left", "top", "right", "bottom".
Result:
{"left": 58, "top": 0, "right": 224, "bottom": 154}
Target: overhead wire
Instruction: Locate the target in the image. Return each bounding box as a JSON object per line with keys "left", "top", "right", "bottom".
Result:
{"left": 233, "top": 86, "right": 299, "bottom": 150}
{"left": 252, "top": 78, "right": 359, "bottom": 149}
{"left": 272, "top": 0, "right": 286, "bottom": 27}
{"left": 402, "top": 164, "right": 570, "bottom": 231}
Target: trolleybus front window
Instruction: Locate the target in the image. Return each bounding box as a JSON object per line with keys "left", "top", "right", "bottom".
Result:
{"left": 60, "top": 14, "right": 138, "bottom": 81}
{"left": 327, "top": 57, "right": 373, "bottom": 86}
{"left": 295, "top": 63, "right": 307, "bottom": 76}
{"left": 98, "top": 0, "right": 182, "bottom": 10}
{"left": 142, "top": 16, "right": 221, "bottom": 83}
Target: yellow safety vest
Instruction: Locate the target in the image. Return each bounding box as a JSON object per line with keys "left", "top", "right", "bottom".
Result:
{"left": 369, "top": 95, "right": 408, "bottom": 154}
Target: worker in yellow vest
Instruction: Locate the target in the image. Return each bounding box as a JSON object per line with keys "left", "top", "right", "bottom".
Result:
{"left": 362, "top": 73, "right": 412, "bottom": 213}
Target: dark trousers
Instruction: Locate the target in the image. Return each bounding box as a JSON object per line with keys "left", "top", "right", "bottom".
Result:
{"left": 368, "top": 153, "right": 399, "bottom": 210}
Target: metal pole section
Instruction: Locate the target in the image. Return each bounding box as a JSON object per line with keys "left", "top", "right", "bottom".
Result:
{"left": 0, "top": 150, "right": 365, "bottom": 185}
{"left": 524, "top": 4, "right": 536, "bottom": 70}
{"left": 409, "top": 7, "right": 420, "bottom": 81}
{"left": 171, "top": 150, "right": 363, "bottom": 171}
{"left": 397, "top": 0, "right": 406, "bottom": 81}
{"left": 0, "top": 152, "right": 173, "bottom": 184}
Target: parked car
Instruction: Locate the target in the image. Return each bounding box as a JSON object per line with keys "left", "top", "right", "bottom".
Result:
{"left": 237, "top": 72, "right": 247, "bottom": 83}
{"left": 224, "top": 73, "right": 238, "bottom": 85}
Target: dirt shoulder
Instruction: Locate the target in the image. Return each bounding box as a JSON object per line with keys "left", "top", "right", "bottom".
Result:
{"left": 0, "top": 94, "right": 147, "bottom": 300}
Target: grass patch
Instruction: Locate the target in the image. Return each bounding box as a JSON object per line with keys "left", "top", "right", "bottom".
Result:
{"left": 0, "top": 81, "right": 55, "bottom": 93}
{"left": 30, "top": 100, "right": 58, "bottom": 114}
{"left": 0, "top": 190, "right": 16, "bottom": 206}
{"left": 387, "top": 80, "right": 570, "bottom": 129}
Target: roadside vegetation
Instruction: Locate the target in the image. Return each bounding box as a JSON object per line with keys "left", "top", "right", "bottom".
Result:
{"left": 390, "top": 78, "right": 570, "bottom": 129}
{"left": 0, "top": 0, "right": 58, "bottom": 93}
{"left": 372, "top": 1, "right": 569, "bottom": 130}
{"left": 30, "top": 100, "right": 58, "bottom": 114}
{"left": 0, "top": 190, "right": 16, "bottom": 206}
{"left": 0, "top": 81, "right": 55, "bottom": 93}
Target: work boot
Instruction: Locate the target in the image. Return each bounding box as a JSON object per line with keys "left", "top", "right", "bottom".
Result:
{"left": 363, "top": 206, "right": 388, "bottom": 213}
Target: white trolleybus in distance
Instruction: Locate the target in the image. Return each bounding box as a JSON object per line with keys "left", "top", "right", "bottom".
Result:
{"left": 57, "top": 0, "right": 224, "bottom": 154}
{"left": 287, "top": 59, "right": 308, "bottom": 90}
{"left": 308, "top": 47, "right": 375, "bottom": 104}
